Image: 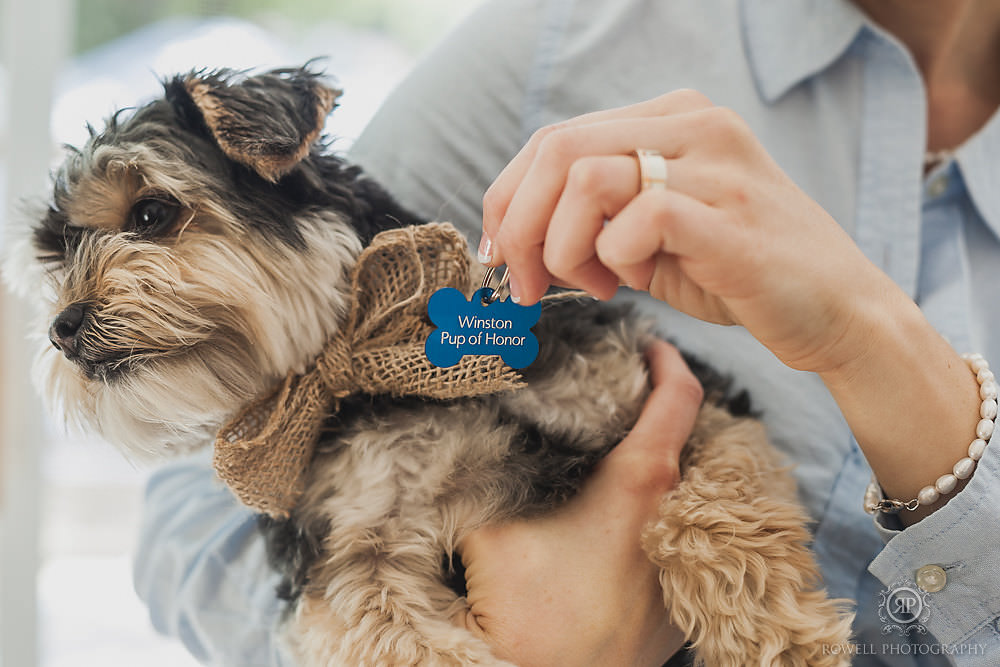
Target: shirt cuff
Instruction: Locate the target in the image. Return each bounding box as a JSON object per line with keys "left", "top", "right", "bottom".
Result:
{"left": 867, "top": 430, "right": 1000, "bottom": 649}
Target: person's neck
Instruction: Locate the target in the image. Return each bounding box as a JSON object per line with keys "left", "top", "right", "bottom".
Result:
{"left": 853, "top": 0, "right": 1000, "bottom": 152}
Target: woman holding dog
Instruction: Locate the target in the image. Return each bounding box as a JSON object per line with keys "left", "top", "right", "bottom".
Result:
{"left": 137, "top": 0, "right": 1000, "bottom": 664}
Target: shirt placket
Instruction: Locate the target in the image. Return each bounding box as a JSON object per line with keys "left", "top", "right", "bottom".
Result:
{"left": 917, "top": 165, "right": 975, "bottom": 354}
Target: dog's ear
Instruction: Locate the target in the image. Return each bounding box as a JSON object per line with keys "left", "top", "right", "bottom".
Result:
{"left": 171, "top": 67, "right": 341, "bottom": 182}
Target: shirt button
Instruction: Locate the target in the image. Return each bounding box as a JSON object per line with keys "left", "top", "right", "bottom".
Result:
{"left": 916, "top": 564, "right": 947, "bottom": 593}
{"left": 927, "top": 174, "right": 949, "bottom": 198}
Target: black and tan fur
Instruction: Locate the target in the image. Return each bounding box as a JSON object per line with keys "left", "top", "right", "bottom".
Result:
{"left": 7, "top": 66, "right": 853, "bottom": 666}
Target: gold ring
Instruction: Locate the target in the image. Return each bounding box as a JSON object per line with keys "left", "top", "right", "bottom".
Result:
{"left": 633, "top": 149, "right": 668, "bottom": 191}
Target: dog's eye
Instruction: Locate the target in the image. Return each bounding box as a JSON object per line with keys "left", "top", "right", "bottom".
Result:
{"left": 128, "top": 198, "right": 180, "bottom": 235}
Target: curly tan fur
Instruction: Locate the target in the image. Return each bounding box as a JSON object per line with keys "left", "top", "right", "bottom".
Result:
{"left": 643, "top": 404, "right": 855, "bottom": 666}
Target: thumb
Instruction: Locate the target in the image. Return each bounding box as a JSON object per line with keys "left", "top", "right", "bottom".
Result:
{"left": 601, "top": 339, "right": 703, "bottom": 495}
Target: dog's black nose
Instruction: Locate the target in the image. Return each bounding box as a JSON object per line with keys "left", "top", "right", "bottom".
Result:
{"left": 49, "top": 304, "right": 87, "bottom": 358}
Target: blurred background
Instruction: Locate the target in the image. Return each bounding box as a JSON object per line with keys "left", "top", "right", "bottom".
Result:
{"left": 0, "top": 1, "right": 473, "bottom": 665}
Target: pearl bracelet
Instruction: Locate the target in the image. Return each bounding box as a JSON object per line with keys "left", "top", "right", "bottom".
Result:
{"left": 864, "top": 353, "right": 997, "bottom": 514}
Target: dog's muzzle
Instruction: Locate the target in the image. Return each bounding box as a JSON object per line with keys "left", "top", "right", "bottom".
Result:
{"left": 48, "top": 303, "right": 127, "bottom": 380}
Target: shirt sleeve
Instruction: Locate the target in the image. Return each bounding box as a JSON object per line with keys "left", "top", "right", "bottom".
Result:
{"left": 133, "top": 447, "right": 293, "bottom": 667}
{"left": 868, "top": 428, "right": 1000, "bottom": 662}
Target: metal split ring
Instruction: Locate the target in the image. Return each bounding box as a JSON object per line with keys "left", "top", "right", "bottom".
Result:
{"left": 481, "top": 265, "right": 510, "bottom": 304}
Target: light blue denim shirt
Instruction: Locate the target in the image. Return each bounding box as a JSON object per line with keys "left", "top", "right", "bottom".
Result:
{"left": 136, "top": 1, "right": 1000, "bottom": 664}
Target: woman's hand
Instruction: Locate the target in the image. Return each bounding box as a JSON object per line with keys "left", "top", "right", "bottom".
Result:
{"left": 480, "top": 90, "right": 901, "bottom": 375}
{"left": 454, "top": 340, "right": 698, "bottom": 667}
{"left": 480, "top": 89, "right": 980, "bottom": 523}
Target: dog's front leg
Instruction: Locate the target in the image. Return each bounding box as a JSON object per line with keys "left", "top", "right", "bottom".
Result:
{"left": 286, "top": 524, "right": 515, "bottom": 667}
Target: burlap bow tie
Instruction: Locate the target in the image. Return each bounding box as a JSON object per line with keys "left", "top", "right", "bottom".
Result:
{"left": 213, "top": 222, "right": 523, "bottom": 518}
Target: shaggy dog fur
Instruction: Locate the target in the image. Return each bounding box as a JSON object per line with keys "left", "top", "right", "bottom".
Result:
{"left": 7, "top": 66, "right": 854, "bottom": 666}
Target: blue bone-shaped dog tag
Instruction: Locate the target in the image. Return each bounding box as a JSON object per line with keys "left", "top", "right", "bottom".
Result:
{"left": 425, "top": 288, "right": 542, "bottom": 369}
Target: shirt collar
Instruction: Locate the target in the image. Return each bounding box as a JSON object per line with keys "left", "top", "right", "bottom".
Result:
{"left": 957, "top": 111, "right": 1000, "bottom": 238}
{"left": 741, "top": 0, "right": 867, "bottom": 103}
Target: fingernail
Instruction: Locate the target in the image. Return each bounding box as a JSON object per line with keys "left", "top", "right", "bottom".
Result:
{"left": 477, "top": 233, "right": 493, "bottom": 264}
{"left": 508, "top": 272, "right": 522, "bottom": 303}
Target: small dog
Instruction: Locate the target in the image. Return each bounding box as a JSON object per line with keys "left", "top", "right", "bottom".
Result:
{"left": 8, "top": 66, "right": 853, "bottom": 666}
